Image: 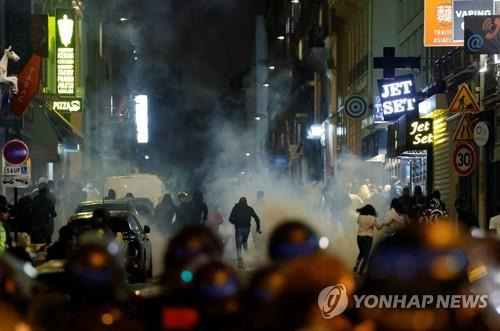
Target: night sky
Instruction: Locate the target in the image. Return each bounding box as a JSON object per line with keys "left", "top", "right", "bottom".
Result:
{"left": 136, "top": 0, "right": 261, "bottom": 109}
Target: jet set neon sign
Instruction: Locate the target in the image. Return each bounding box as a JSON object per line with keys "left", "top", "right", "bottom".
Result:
{"left": 378, "top": 74, "right": 417, "bottom": 121}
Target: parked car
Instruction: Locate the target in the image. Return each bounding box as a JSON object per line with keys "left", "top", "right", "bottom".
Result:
{"left": 68, "top": 210, "right": 153, "bottom": 282}
{"left": 126, "top": 197, "right": 155, "bottom": 224}
{"left": 75, "top": 199, "right": 140, "bottom": 219}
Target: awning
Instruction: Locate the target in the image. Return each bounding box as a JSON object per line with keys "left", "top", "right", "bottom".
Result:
{"left": 33, "top": 98, "right": 83, "bottom": 147}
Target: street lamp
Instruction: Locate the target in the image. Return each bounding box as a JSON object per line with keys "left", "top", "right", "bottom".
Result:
{"left": 262, "top": 82, "right": 270, "bottom": 87}
{"left": 268, "top": 65, "right": 276, "bottom": 70}
{"left": 291, "top": 0, "right": 300, "bottom": 3}
{"left": 307, "top": 124, "right": 324, "bottom": 139}
{"left": 245, "top": 152, "right": 251, "bottom": 157}
{"left": 254, "top": 113, "right": 270, "bottom": 121}
{"left": 277, "top": 35, "right": 285, "bottom": 40}
{"left": 120, "top": 17, "right": 128, "bottom": 22}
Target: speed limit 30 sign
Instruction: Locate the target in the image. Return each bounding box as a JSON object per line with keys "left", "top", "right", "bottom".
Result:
{"left": 453, "top": 143, "right": 476, "bottom": 177}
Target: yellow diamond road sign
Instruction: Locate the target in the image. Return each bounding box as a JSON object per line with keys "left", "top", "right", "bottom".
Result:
{"left": 453, "top": 114, "right": 474, "bottom": 142}
{"left": 449, "top": 84, "right": 480, "bottom": 113}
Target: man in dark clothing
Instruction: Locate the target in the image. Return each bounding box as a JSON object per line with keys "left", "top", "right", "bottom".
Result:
{"left": 229, "top": 197, "right": 261, "bottom": 268}
{"left": 32, "top": 186, "right": 57, "bottom": 244}
{"left": 455, "top": 198, "right": 479, "bottom": 230}
{"left": 188, "top": 190, "right": 208, "bottom": 225}
{"left": 15, "top": 196, "right": 33, "bottom": 237}
{"left": 398, "top": 186, "right": 412, "bottom": 216}
{"left": 46, "top": 225, "right": 77, "bottom": 260}
{"left": 174, "top": 192, "right": 191, "bottom": 233}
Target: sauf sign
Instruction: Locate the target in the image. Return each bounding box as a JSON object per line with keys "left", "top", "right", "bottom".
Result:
{"left": 408, "top": 119, "right": 433, "bottom": 149}
{"left": 378, "top": 74, "right": 417, "bottom": 121}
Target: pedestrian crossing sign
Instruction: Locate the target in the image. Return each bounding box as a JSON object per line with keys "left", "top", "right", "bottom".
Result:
{"left": 448, "top": 84, "right": 480, "bottom": 113}
{"left": 453, "top": 114, "right": 474, "bottom": 142}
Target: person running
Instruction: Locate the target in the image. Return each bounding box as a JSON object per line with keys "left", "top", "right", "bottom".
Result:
{"left": 353, "top": 204, "right": 391, "bottom": 274}
{"left": 384, "top": 198, "right": 409, "bottom": 236}
{"left": 229, "top": 197, "right": 261, "bottom": 268}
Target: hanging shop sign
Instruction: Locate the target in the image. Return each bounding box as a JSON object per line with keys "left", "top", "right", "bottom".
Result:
{"left": 473, "top": 121, "right": 490, "bottom": 146}
{"left": 378, "top": 74, "right": 417, "bottom": 121}
{"left": 464, "top": 15, "right": 500, "bottom": 54}
{"left": 10, "top": 54, "right": 43, "bottom": 117}
{"left": 408, "top": 119, "right": 434, "bottom": 149}
{"left": 56, "top": 9, "right": 75, "bottom": 95}
{"left": 453, "top": 143, "right": 476, "bottom": 176}
{"left": 424, "top": 0, "right": 462, "bottom": 47}
{"left": 448, "top": 84, "right": 480, "bottom": 112}
{"left": 453, "top": 114, "right": 475, "bottom": 142}
{"left": 51, "top": 98, "right": 81, "bottom": 113}
{"left": 345, "top": 95, "right": 367, "bottom": 118}
{"left": 453, "top": 0, "right": 494, "bottom": 42}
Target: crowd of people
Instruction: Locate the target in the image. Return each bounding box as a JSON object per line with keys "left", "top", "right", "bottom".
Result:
{"left": 0, "top": 174, "right": 497, "bottom": 330}
{"left": 0, "top": 217, "right": 497, "bottom": 330}
{"left": 152, "top": 191, "right": 263, "bottom": 268}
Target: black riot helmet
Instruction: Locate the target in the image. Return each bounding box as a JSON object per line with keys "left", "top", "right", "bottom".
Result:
{"left": 65, "top": 236, "right": 128, "bottom": 306}
{"left": 191, "top": 260, "right": 242, "bottom": 329}
{"left": 268, "top": 220, "right": 320, "bottom": 263}
{"left": 163, "top": 225, "right": 223, "bottom": 289}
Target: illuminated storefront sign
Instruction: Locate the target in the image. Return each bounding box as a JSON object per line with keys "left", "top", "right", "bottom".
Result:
{"left": 408, "top": 119, "right": 433, "bottom": 148}
{"left": 378, "top": 74, "right": 417, "bottom": 121}
{"left": 56, "top": 9, "right": 75, "bottom": 95}
{"left": 452, "top": 0, "right": 493, "bottom": 42}
{"left": 424, "top": 0, "right": 462, "bottom": 47}
{"left": 52, "top": 99, "right": 81, "bottom": 112}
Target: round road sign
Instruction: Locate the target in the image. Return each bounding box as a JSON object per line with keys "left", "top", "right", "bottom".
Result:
{"left": 345, "top": 96, "right": 367, "bottom": 118}
{"left": 3, "top": 140, "right": 29, "bottom": 165}
{"left": 473, "top": 121, "right": 489, "bottom": 147}
{"left": 453, "top": 143, "right": 476, "bottom": 177}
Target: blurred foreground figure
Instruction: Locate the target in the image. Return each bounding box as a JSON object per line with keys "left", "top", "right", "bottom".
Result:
{"left": 41, "top": 237, "right": 145, "bottom": 331}
{"left": 138, "top": 225, "right": 224, "bottom": 330}
{"left": 267, "top": 219, "right": 320, "bottom": 263}
{"left": 254, "top": 251, "right": 355, "bottom": 331}
{"left": 162, "top": 224, "right": 224, "bottom": 289}
{"left": 0, "top": 253, "right": 41, "bottom": 330}
{"left": 229, "top": 197, "right": 261, "bottom": 268}
{"left": 191, "top": 260, "right": 242, "bottom": 330}
{"left": 46, "top": 225, "right": 77, "bottom": 260}
{"left": 359, "top": 222, "right": 495, "bottom": 331}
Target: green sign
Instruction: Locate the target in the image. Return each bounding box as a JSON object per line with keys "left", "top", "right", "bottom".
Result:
{"left": 56, "top": 9, "right": 75, "bottom": 95}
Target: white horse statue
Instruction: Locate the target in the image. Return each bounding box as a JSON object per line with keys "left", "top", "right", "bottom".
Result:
{"left": 0, "top": 46, "right": 20, "bottom": 95}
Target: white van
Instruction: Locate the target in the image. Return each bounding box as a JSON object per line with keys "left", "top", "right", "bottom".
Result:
{"left": 105, "top": 173, "right": 166, "bottom": 206}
